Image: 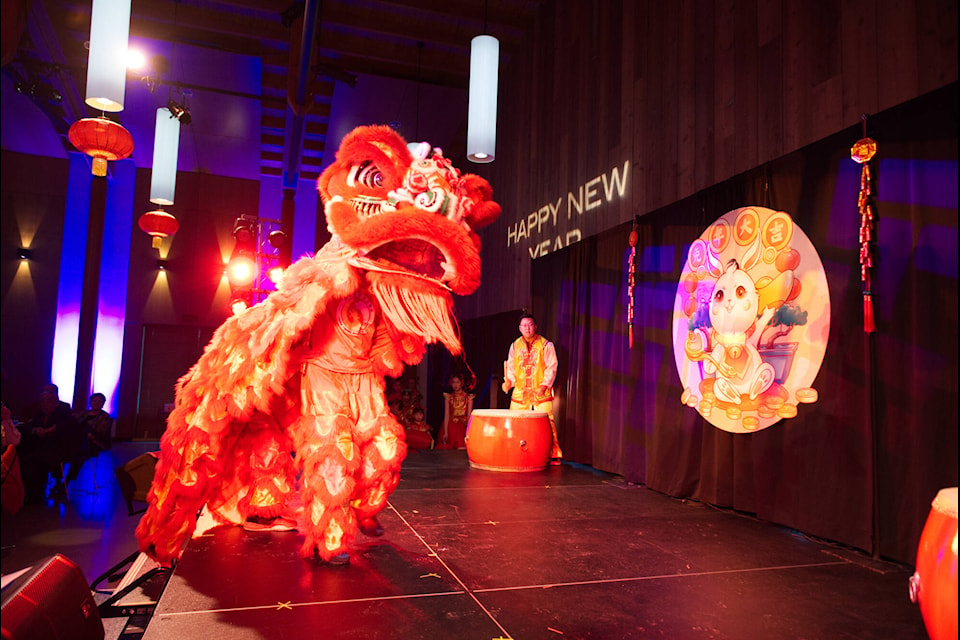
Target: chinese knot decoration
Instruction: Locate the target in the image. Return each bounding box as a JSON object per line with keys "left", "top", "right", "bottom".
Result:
{"left": 627, "top": 220, "right": 638, "bottom": 348}
{"left": 850, "top": 115, "right": 877, "bottom": 333}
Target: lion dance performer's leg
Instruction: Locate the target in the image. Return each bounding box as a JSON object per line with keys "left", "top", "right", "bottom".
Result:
{"left": 207, "top": 414, "right": 297, "bottom": 523}
{"left": 136, "top": 400, "right": 239, "bottom": 564}
{"left": 138, "top": 377, "right": 301, "bottom": 563}
{"left": 212, "top": 383, "right": 301, "bottom": 523}
{"left": 295, "top": 362, "right": 406, "bottom": 561}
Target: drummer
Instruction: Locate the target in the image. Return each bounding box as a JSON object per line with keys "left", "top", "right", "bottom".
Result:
{"left": 501, "top": 313, "right": 562, "bottom": 465}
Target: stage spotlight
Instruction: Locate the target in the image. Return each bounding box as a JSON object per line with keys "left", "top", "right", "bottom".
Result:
{"left": 267, "top": 265, "right": 284, "bottom": 285}
{"left": 166, "top": 98, "right": 191, "bottom": 126}
{"left": 226, "top": 255, "right": 256, "bottom": 286}
{"left": 268, "top": 229, "right": 287, "bottom": 249}
{"left": 232, "top": 216, "right": 256, "bottom": 244}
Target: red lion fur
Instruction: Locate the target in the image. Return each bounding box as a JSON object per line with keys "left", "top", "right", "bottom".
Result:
{"left": 136, "top": 126, "right": 499, "bottom": 563}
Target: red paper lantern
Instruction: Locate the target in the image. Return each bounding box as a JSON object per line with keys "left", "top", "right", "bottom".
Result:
{"left": 68, "top": 116, "right": 134, "bottom": 177}
{"left": 138, "top": 209, "right": 179, "bottom": 249}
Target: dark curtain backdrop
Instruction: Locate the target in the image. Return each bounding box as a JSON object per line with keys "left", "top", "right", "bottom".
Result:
{"left": 528, "top": 85, "right": 957, "bottom": 564}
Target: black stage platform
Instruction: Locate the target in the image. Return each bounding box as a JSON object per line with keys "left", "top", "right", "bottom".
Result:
{"left": 141, "top": 451, "right": 927, "bottom": 640}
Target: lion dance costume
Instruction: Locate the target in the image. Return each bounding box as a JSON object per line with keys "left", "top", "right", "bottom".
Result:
{"left": 136, "top": 126, "right": 500, "bottom": 563}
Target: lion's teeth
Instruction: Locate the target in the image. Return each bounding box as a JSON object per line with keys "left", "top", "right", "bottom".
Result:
{"left": 440, "top": 261, "right": 456, "bottom": 282}
{"left": 351, "top": 198, "right": 384, "bottom": 218}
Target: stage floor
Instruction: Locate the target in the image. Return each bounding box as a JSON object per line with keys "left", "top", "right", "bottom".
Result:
{"left": 141, "top": 450, "right": 927, "bottom": 640}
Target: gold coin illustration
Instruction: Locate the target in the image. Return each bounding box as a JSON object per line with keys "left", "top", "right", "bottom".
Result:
{"left": 778, "top": 404, "right": 798, "bottom": 419}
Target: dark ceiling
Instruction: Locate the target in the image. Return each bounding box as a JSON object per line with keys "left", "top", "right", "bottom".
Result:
{"left": 1, "top": 0, "right": 542, "bottom": 183}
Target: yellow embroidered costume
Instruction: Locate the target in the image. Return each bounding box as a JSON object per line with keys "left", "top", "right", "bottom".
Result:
{"left": 504, "top": 320, "right": 562, "bottom": 460}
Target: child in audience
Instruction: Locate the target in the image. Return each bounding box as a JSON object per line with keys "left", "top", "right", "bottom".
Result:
{"left": 437, "top": 374, "right": 473, "bottom": 450}
{"left": 404, "top": 407, "right": 434, "bottom": 451}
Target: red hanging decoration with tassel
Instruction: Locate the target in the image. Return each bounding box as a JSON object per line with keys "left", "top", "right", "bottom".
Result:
{"left": 851, "top": 115, "right": 877, "bottom": 333}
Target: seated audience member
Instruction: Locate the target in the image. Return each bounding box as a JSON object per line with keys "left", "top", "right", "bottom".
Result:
{"left": 19, "top": 384, "right": 80, "bottom": 501}
{"left": 1, "top": 402, "right": 21, "bottom": 449}
{"left": 65, "top": 392, "right": 113, "bottom": 484}
{"left": 2, "top": 402, "right": 24, "bottom": 514}
{"left": 397, "top": 389, "right": 416, "bottom": 427}
{"left": 404, "top": 406, "right": 434, "bottom": 451}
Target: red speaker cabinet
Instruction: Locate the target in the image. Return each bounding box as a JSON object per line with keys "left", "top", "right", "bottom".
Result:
{"left": 1, "top": 554, "right": 104, "bottom": 640}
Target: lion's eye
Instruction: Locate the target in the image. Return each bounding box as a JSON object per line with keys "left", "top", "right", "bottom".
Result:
{"left": 351, "top": 161, "right": 383, "bottom": 189}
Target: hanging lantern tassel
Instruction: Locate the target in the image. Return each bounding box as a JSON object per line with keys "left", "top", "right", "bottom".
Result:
{"left": 627, "top": 222, "right": 638, "bottom": 349}
{"left": 851, "top": 116, "right": 877, "bottom": 333}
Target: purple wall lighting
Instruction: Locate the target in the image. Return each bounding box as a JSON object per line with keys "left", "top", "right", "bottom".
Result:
{"left": 91, "top": 159, "right": 134, "bottom": 415}
{"left": 52, "top": 154, "right": 133, "bottom": 414}
{"left": 51, "top": 154, "right": 93, "bottom": 404}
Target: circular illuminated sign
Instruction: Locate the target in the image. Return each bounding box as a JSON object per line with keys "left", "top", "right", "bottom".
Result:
{"left": 672, "top": 207, "right": 830, "bottom": 433}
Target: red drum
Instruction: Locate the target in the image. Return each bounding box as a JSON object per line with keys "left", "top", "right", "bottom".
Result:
{"left": 909, "top": 487, "right": 958, "bottom": 640}
{"left": 465, "top": 409, "right": 552, "bottom": 472}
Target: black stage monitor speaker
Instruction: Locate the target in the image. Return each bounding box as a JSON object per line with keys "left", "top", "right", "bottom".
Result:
{"left": 1, "top": 554, "right": 104, "bottom": 640}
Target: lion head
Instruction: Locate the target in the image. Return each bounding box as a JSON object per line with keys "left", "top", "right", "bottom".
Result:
{"left": 317, "top": 125, "right": 500, "bottom": 296}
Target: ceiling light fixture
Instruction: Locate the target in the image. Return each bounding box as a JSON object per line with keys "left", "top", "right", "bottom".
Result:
{"left": 84, "top": 0, "right": 131, "bottom": 112}
{"left": 149, "top": 107, "right": 180, "bottom": 206}
{"left": 467, "top": 2, "right": 499, "bottom": 163}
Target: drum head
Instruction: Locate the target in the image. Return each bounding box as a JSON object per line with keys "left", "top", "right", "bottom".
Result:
{"left": 931, "top": 487, "right": 957, "bottom": 518}
{"left": 469, "top": 409, "right": 549, "bottom": 419}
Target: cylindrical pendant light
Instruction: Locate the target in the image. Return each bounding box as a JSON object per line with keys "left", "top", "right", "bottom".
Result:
{"left": 150, "top": 107, "right": 180, "bottom": 205}
{"left": 85, "top": 0, "right": 131, "bottom": 112}
{"left": 467, "top": 34, "right": 499, "bottom": 163}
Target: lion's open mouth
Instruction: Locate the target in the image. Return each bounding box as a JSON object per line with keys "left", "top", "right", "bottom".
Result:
{"left": 366, "top": 239, "right": 449, "bottom": 281}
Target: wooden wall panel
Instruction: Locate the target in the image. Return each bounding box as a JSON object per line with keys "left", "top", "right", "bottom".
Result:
{"left": 839, "top": 0, "right": 880, "bottom": 125}
{"left": 734, "top": 0, "right": 760, "bottom": 176}
{"left": 714, "top": 0, "right": 739, "bottom": 181}
{"left": 458, "top": 0, "right": 956, "bottom": 321}
{"left": 677, "top": 1, "right": 698, "bottom": 198}
{"left": 917, "top": 0, "right": 958, "bottom": 92}
{"left": 877, "top": 0, "right": 920, "bottom": 109}
{"left": 694, "top": 2, "right": 718, "bottom": 192}
{"left": 644, "top": 2, "right": 666, "bottom": 212}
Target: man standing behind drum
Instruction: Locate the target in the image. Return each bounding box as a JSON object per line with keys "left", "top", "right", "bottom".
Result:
{"left": 501, "top": 314, "right": 563, "bottom": 465}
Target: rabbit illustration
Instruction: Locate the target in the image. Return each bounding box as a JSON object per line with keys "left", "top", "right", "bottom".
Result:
{"left": 702, "top": 258, "right": 780, "bottom": 404}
